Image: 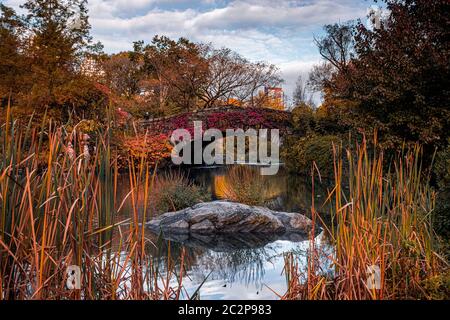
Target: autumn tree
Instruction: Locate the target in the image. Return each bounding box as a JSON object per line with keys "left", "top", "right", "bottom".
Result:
{"left": 259, "top": 91, "right": 285, "bottom": 110}
{"left": 134, "top": 36, "right": 209, "bottom": 112}
{"left": 309, "top": 0, "right": 449, "bottom": 155}
{"left": 307, "top": 62, "right": 333, "bottom": 94}
{"left": 200, "top": 48, "right": 282, "bottom": 108}
{"left": 230, "top": 60, "right": 282, "bottom": 108}
{"left": 102, "top": 52, "right": 142, "bottom": 98}
{"left": 132, "top": 37, "right": 282, "bottom": 112}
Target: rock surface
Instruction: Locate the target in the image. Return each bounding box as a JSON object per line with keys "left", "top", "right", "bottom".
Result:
{"left": 146, "top": 201, "right": 313, "bottom": 235}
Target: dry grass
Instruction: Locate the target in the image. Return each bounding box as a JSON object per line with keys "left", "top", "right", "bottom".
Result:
{"left": 214, "top": 165, "right": 282, "bottom": 206}
{"left": 2, "top": 101, "right": 448, "bottom": 300}
{"left": 0, "top": 105, "right": 186, "bottom": 299}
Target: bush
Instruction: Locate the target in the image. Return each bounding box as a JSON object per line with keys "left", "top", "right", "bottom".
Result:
{"left": 290, "top": 102, "right": 352, "bottom": 137}
{"left": 433, "top": 140, "right": 450, "bottom": 241}
{"left": 282, "top": 134, "right": 341, "bottom": 178}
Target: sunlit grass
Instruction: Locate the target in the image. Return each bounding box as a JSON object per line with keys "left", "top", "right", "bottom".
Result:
{"left": 214, "top": 165, "right": 283, "bottom": 206}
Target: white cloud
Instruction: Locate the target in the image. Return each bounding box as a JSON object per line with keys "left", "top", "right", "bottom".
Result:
{"left": 279, "top": 59, "right": 321, "bottom": 106}
{"left": 189, "top": 0, "right": 365, "bottom": 30}
{"left": 83, "top": 0, "right": 368, "bottom": 50}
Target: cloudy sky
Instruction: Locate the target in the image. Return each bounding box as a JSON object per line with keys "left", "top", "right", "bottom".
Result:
{"left": 4, "top": 0, "right": 376, "bottom": 103}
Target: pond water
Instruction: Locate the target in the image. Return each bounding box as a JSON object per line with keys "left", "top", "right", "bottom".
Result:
{"left": 117, "top": 165, "right": 334, "bottom": 299}
{"left": 151, "top": 232, "right": 332, "bottom": 300}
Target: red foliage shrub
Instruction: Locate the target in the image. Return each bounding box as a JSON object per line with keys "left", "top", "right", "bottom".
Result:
{"left": 120, "top": 133, "right": 172, "bottom": 167}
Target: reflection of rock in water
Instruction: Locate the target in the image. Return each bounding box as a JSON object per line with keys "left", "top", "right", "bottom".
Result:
{"left": 194, "top": 245, "right": 272, "bottom": 287}
{"left": 150, "top": 231, "right": 311, "bottom": 288}
{"left": 157, "top": 231, "right": 309, "bottom": 252}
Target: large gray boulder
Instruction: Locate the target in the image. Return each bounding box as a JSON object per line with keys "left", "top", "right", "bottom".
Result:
{"left": 146, "top": 201, "right": 313, "bottom": 235}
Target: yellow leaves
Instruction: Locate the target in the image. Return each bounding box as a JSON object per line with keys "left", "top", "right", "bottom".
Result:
{"left": 226, "top": 98, "right": 243, "bottom": 107}
{"left": 255, "top": 90, "right": 285, "bottom": 110}
{"left": 77, "top": 119, "right": 100, "bottom": 133}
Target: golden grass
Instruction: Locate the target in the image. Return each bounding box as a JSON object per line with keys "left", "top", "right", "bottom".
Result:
{"left": 213, "top": 166, "right": 283, "bottom": 205}
{"left": 0, "top": 105, "right": 186, "bottom": 299}
{"left": 1, "top": 101, "right": 447, "bottom": 300}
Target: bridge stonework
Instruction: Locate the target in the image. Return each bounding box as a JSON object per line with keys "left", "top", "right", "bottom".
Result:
{"left": 139, "top": 105, "right": 292, "bottom": 137}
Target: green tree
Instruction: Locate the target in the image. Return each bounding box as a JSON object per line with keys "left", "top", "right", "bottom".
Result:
{"left": 22, "top": 0, "right": 102, "bottom": 118}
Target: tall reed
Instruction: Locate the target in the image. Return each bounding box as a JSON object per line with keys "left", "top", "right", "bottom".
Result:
{"left": 284, "top": 136, "right": 448, "bottom": 299}
{"left": 0, "top": 105, "right": 185, "bottom": 299}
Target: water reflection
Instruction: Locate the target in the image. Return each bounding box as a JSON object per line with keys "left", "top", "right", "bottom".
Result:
{"left": 189, "top": 165, "right": 332, "bottom": 214}
{"left": 141, "top": 230, "right": 332, "bottom": 300}
{"left": 212, "top": 166, "right": 285, "bottom": 206}
{"left": 160, "top": 231, "right": 309, "bottom": 251}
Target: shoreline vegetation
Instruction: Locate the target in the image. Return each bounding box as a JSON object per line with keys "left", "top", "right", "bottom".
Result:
{"left": 0, "top": 108, "right": 448, "bottom": 300}
{"left": 0, "top": 107, "right": 187, "bottom": 299}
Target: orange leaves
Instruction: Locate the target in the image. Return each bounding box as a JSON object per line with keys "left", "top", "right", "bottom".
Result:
{"left": 122, "top": 134, "right": 172, "bottom": 166}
